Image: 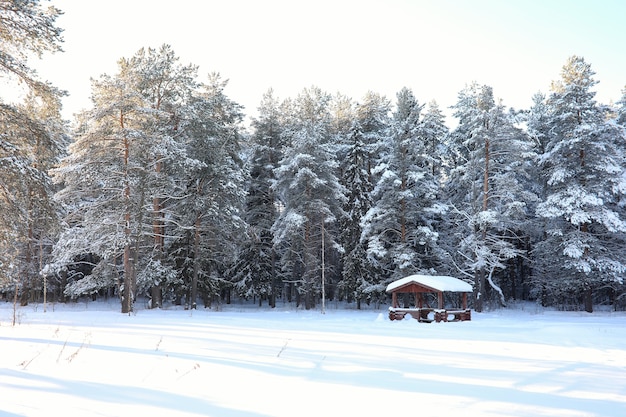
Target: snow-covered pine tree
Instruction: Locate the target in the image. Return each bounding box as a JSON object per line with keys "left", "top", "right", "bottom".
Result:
{"left": 421, "top": 100, "right": 449, "bottom": 179}
{"left": 361, "top": 88, "right": 447, "bottom": 291}
{"left": 164, "top": 72, "right": 245, "bottom": 309}
{"left": 444, "top": 83, "right": 535, "bottom": 311}
{"left": 272, "top": 87, "right": 347, "bottom": 309}
{"left": 53, "top": 65, "right": 150, "bottom": 313}
{"left": 337, "top": 93, "right": 391, "bottom": 307}
{"left": 233, "top": 92, "right": 283, "bottom": 306}
{"left": 616, "top": 86, "right": 626, "bottom": 126}
{"left": 127, "top": 45, "right": 199, "bottom": 308}
{"left": 17, "top": 93, "right": 68, "bottom": 305}
{"left": 0, "top": 1, "right": 65, "bottom": 304}
{"left": 0, "top": 0, "right": 63, "bottom": 98}
{"left": 357, "top": 92, "right": 392, "bottom": 189}
{"left": 339, "top": 118, "right": 373, "bottom": 307}
{"left": 53, "top": 46, "right": 200, "bottom": 313}
{"left": 534, "top": 56, "right": 626, "bottom": 312}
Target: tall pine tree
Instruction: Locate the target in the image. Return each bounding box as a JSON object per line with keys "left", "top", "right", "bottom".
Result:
{"left": 534, "top": 56, "right": 626, "bottom": 312}
{"left": 272, "top": 87, "right": 346, "bottom": 309}
{"left": 444, "top": 83, "right": 535, "bottom": 311}
{"left": 361, "top": 88, "right": 447, "bottom": 290}
{"left": 0, "top": 0, "right": 65, "bottom": 304}
{"left": 232, "top": 89, "right": 284, "bottom": 307}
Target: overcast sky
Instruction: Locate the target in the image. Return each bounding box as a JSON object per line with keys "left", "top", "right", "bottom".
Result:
{"left": 33, "top": 0, "right": 626, "bottom": 123}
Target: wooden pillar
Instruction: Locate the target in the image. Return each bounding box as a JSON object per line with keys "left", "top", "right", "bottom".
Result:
{"left": 392, "top": 292, "right": 398, "bottom": 308}
{"left": 418, "top": 293, "right": 423, "bottom": 308}
{"left": 462, "top": 293, "right": 467, "bottom": 310}
{"left": 437, "top": 292, "right": 443, "bottom": 309}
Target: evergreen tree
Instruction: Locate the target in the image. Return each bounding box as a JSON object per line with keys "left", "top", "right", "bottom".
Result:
{"left": 234, "top": 115, "right": 281, "bottom": 306}
{"left": 0, "top": 0, "right": 63, "bottom": 98}
{"left": 53, "top": 46, "right": 199, "bottom": 313}
{"left": 616, "top": 86, "right": 626, "bottom": 126}
{"left": 339, "top": 119, "right": 374, "bottom": 307}
{"left": 272, "top": 87, "right": 346, "bottom": 309}
{"left": 534, "top": 56, "right": 626, "bottom": 312}
{"left": 173, "top": 73, "right": 246, "bottom": 309}
{"left": 444, "top": 83, "right": 535, "bottom": 311}
{"left": 128, "top": 45, "right": 199, "bottom": 308}
{"left": 421, "top": 100, "right": 449, "bottom": 179}
{"left": 361, "top": 88, "right": 447, "bottom": 291}
{"left": 336, "top": 93, "right": 390, "bottom": 307}
{"left": 0, "top": 0, "right": 65, "bottom": 304}
{"left": 356, "top": 91, "right": 391, "bottom": 184}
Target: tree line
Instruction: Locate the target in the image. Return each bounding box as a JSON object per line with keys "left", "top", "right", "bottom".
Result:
{"left": 2, "top": 1, "right": 626, "bottom": 313}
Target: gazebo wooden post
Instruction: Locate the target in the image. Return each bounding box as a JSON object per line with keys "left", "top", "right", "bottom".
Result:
{"left": 462, "top": 293, "right": 467, "bottom": 310}
{"left": 418, "top": 293, "right": 423, "bottom": 308}
{"left": 437, "top": 291, "right": 443, "bottom": 309}
{"left": 392, "top": 292, "right": 398, "bottom": 308}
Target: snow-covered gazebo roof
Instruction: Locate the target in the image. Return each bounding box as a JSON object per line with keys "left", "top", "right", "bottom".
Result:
{"left": 386, "top": 274, "right": 473, "bottom": 294}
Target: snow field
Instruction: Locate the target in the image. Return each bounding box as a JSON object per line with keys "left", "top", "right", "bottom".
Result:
{"left": 1, "top": 302, "right": 625, "bottom": 417}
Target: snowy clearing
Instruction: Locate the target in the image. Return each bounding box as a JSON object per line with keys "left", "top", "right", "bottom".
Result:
{"left": 1, "top": 302, "right": 625, "bottom": 417}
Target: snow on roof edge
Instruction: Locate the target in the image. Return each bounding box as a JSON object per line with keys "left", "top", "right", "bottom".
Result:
{"left": 386, "top": 274, "right": 473, "bottom": 293}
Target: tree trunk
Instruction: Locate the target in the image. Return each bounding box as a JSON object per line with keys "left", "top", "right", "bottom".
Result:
{"left": 474, "top": 268, "right": 485, "bottom": 313}
{"left": 190, "top": 214, "right": 201, "bottom": 309}
{"left": 583, "top": 287, "right": 593, "bottom": 313}
{"left": 269, "top": 248, "right": 277, "bottom": 308}
{"left": 122, "top": 242, "right": 133, "bottom": 314}
{"left": 474, "top": 136, "right": 490, "bottom": 313}
{"left": 121, "top": 113, "right": 135, "bottom": 314}
{"left": 150, "top": 158, "right": 164, "bottom": 309}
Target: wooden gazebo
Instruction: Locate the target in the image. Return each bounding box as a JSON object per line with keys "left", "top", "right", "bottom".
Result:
{"left": 386, "top": 274, "right": 473, "bottom": 322}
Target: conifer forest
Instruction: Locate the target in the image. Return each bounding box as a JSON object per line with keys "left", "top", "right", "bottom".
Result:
{"left": 2, "top": 1, "right": 626, "bottom": 314}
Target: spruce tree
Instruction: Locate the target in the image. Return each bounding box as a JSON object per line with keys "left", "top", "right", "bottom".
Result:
{"left": 169, "top": 73, "right": 245, "bottom": 309}
{"left": 339, "top": 119, "right": 375, "bottom": 307}
{"left": 272, "top": 87, "right": 346, "bottom": 309}
{"left": 232, "top": 90, "right": 284, "bottom": 307}
{"left": 361, "top": 88, "right": 447, "bottom": 290}
{"left": 534, "top": 56, "right": 626, "bottom": 312}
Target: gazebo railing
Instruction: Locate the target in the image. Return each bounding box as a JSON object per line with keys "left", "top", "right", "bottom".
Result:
{"left": 388, "top": 307, "right": 471, "bottom": 322}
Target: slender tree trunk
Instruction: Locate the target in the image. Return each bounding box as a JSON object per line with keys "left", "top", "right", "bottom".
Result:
{"left": 190, "top": 213, "right": 201, "bottom": 309}
{"left": 475, "top": 136, "right": 490, "bottom": 313}
{"left": 122, "top": 241, "right": 133, "bottom": 314}
{"left": 483, "top": 138, "right": 489, "bottom": 213}
{"left": 579, "top": 148, "right": 593, "bottom": 313}
{"left": 40, "top": 237, "right": 46, "bottom": 312}
{"left": 121, "top": 112, "right": 134, "bottom": 314}
{"left": 400, "top": 180, "right": 407, "bottom": 244}
{"left": 269, "top": 248, "right": 277, "bottom": 308}
{"left": 583, "top": 286, "right": 593, "bottom": 313}
{"left": 321, "top": 219, "right": 325, "bottom": 314}
{"left": 150, "top": 158, "right": 164, "bottom": 309}
{"left": 21, "top": 224, "right": 33, "bottom": 306}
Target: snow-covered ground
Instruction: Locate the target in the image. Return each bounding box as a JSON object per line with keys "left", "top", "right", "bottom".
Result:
{"left": 1, "top": 301, "right": 625, "bottom": 417}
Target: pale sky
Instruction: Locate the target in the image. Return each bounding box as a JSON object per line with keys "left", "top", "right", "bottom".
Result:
{"left": 32, "top": 0, "right": 626, "bottom": 124}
